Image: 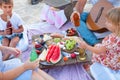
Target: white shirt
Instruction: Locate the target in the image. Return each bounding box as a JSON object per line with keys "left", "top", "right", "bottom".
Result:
{"left": 0, "top": 51, "right": 3, "bottom": 71}
{"left": 0, "top": 12, "right": 23, "bottom": 31}
{"left": 90, "top": 0, "right": 120, "bottom": 7}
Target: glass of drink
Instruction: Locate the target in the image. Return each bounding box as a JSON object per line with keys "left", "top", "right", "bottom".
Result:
{"left": 78, "top": 48, "right": 86, "bottom": 60}
{"left": 73, "top": 13, "right": 80, "bottom": 27}
{"left": 7, "top": 16, "right": 12, "bottom": 35}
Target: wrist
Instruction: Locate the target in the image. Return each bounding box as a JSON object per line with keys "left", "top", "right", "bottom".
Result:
{"left": 85, "top": 44, "right": 89, "bottom": 50}
{"left": 23, "top": 64, "right": 28, "bottom": 70}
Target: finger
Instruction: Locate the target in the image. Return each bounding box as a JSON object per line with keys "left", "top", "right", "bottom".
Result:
{"left": 16, "top": 48, "right": 21, "bottom": 53}
{"left": 15, "top": 53, "right": 20, "bottom": 57}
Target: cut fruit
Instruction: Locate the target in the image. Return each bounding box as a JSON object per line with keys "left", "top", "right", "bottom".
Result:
{"left": 50, "top": 46, "right": 62, "bottom": 64}
{"left": 46, "top": 45, "right": 56, "bottom": 62}
{"left": 46, "top": 45, "right": 62, "bottom": 64}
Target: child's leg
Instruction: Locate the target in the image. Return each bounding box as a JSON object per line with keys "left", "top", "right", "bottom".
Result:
{"left": 3, "top": 36, "right": 20, "bottom": 60}
{"left": 37, "top": 69, "right": 55, "bottom": 80}
{"left": 32, "top": 71, "right": 45, "bottom": 80}
{"left": 9, "top": 36, "right": 20, "bottom": 47}
{"left": 2, "top": 38, "right": 10, "bottom": 61}
{"left": 2, "top": 37, "right": 10, "bottom": 46}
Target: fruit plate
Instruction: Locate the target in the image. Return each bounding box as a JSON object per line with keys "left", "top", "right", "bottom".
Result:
{"left": 45, "top": 39, "right": 54, "bottom": 46}
{"left": 40, "top": 61, "right": 54, "bottom": 66}
{"left": 45, "top": 38, "right": 78, "bottom": 53}
{"left": 62, "top": 47, "right": 77, "bottom": 53}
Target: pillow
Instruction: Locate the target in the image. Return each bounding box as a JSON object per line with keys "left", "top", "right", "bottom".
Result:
{"left": 77, "top": 20, "right": 99, "bottom": 45}
{"left": 54, "top": 10, "right": 67, "bottom": 29}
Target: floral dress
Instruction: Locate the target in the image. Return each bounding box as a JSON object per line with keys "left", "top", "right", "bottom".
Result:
{"left": 92, "top": 33, "right": 120, "bottom": 70}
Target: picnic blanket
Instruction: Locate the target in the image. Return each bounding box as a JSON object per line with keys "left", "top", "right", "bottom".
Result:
{"left": 21, "top": 22, "right": 93, "bottom": 80}
{"left": 21, "top": 22, "right": 74, "bottom": 61}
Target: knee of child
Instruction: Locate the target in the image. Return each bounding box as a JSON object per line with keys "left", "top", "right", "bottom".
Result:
{"left": 10, "top": 37, "right": 20, "bottom": 46}
{"left": 2, "top": 38, "right": 10, "bottom": 46}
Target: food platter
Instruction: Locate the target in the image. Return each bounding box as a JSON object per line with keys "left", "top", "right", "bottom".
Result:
{"left": 31, "top": 30, "right": 87, "bottom": 67}
{"left": 40, "top": 61, "right": 54, "bottom": 66}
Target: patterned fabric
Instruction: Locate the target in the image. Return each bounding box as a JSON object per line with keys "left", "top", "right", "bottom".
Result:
{"left": 92, "top": 33, "right": 120, "bottom": 70}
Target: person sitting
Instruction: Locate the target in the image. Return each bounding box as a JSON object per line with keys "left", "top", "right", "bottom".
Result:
{"left": 70, "top": 0, "right": 120, "bottom": 45}
{"left": 0, "top": 0, "right": 28, "bottom": 60}
{"left": 0, "top": 46, "right": 55, "bottom": 80}
{"left": 78, "top": 7, "right": 120, "bottom": 80}
{"left": 42, "top": 0, "right": 120, "bottom": 45}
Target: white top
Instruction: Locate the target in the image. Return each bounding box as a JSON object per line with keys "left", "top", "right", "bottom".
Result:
{"left": 90, "top": 0, "right": 120, "bottom": 7}
{"left": 0, "top": 12, "right": 23, "bottom": 31}
{"left": 0, "top": 51, "right": 3, "bottom": 71}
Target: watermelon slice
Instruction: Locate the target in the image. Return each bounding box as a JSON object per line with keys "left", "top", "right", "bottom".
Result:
{"left": 50, "top": 46, "right": 62, "bottom": 64}
{"left": 46, "top": 45, "right": 56, "bottom": 62}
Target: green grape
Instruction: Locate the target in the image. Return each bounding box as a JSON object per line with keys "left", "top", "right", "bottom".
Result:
{"left": 65, "top": 40, "right": 69, "bottom": 44}
{"left": 65, "top": 39, "right": 76, "bottom": 50}
{"left": 54, "top": 38, "right": 61, "bottom": 43}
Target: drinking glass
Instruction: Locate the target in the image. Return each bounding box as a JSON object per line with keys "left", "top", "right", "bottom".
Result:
{"left": 78, "top": 48, "right": 86, "bottom": 60}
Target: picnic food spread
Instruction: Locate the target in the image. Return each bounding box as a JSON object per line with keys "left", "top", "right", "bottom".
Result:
{"left": 31, "top": 29, "right": 86, "bottom": 66}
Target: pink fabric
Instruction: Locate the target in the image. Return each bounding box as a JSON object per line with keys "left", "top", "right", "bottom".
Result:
{"left": 40, "top": 4, "right": 67, "bottom": 29}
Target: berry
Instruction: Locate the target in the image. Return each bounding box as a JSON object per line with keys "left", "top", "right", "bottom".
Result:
{"left": 71, "top": 53, "right": 76, "bottom": 59}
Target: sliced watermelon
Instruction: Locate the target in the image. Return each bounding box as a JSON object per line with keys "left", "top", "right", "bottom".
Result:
{"left": 50, "top": 46, "right": 62, "bottom": 64}
{"left": 46, "top": 45, "right": 56, "bottom": 62}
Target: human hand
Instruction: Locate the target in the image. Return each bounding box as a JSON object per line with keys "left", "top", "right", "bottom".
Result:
{"left": 11, "top": 27, "right": 16, "bottom": 33}
{"left": 70, "top": 11, "right": 80, "bottom": 26}
{"left": 1, "top": 46, "right": 21, "bottom": 57}
{"left": 4, "top": 28, "right": 12, "bottom": 35}
{"left": 23, "top": 59, "right": 39, "bottom": 70}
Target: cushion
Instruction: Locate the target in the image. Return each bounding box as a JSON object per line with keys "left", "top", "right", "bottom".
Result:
{"left": 40, "top": 4, "right": 67, "bottom": 29}
{"left": 90, "top": 62, "right": 120, "bottom": 80}
{"left": 16, "top": 27, "right": 29, "bottom": 52}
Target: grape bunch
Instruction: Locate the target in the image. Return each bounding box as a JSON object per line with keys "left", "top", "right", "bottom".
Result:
{"left": 54, "top": 38, "right": 61, "bottom": 43}
{"left": 65, "top": 39, "right": 76, "bottom": 50}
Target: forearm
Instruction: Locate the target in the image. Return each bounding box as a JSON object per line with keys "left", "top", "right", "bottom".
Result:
{"left": 13, "top": 26, "right": 24, "bottom": 33}
{"left": 3, "top": 65, "right": 27, "bottom": 80}
{"left": 75, "top": 0, "right": 87, "bottom": 13}
{"left": 86, "top": 45, "right": 106, "bottom": 54}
